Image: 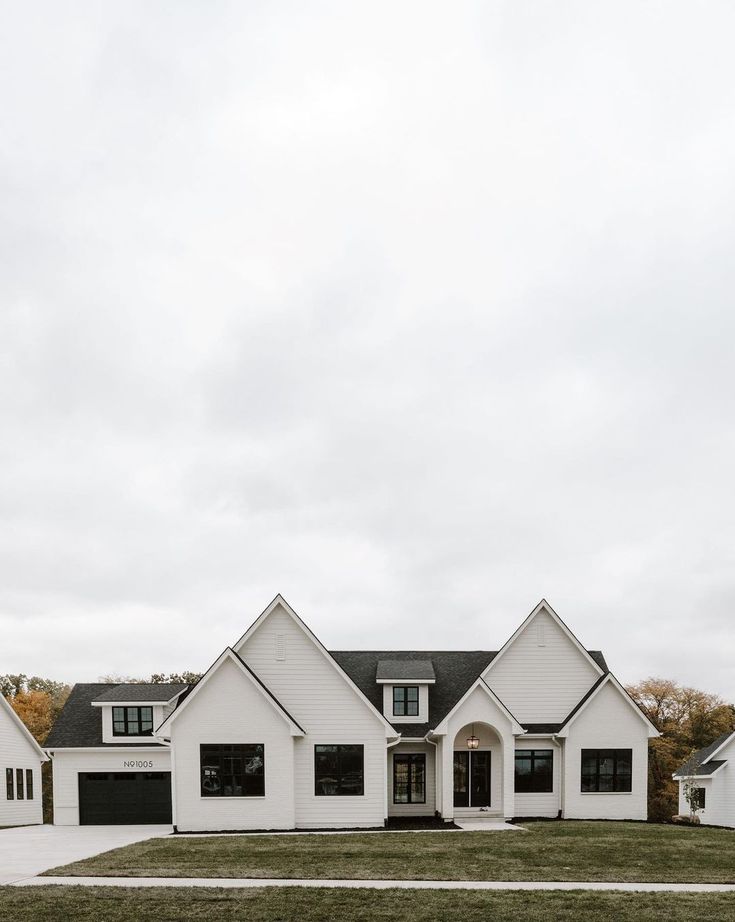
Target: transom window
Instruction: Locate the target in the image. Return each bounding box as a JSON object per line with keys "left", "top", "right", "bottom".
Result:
{"left": 393, "top": 754, "right": 426, "bottom": 803}
{"left": 393, "top": 686, "right": 419, "bottom": 717}
{"left": 515, "top": 749, "right": 553, "bottom": 793}
{"left": 581, "top": 749, "right": 632, "bottom": 793}
{"left": 314, "top": 745, "right": 364, "bottom": 796}
{"left": 200, "top": 744, "right": 265, "bottom": 797}
{"left": 112, "top": 706, "right": 154, "bottom": 737}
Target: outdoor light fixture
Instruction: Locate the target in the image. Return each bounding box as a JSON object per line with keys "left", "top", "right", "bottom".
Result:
{"left": 467, "top": 724, "right": 479, "bottom": 749}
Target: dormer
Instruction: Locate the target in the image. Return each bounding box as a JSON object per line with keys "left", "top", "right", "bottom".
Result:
{"left": 91, "top": 683, "right": 188, "bottom": 744}
{"left": 376, "top": 659, "right": 435, "bottom": 724}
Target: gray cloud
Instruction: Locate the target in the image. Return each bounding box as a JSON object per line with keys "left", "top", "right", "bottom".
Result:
{"left": 1, "top": 1, "right": 734, "bottom": 699}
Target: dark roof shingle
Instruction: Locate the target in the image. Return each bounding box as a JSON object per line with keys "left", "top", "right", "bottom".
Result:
{"left": 674, "top": 732, "right": 734, "bottom": 778}
{"left": 376, "top": 659, "right": 435, "bottom": 681}
{"left": 93, "top": 683, "right": 188, "bottom": 703}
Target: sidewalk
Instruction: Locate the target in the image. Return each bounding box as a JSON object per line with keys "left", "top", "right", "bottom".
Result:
{"left": 12, "top": 876, "right": 735, "bottom": 892}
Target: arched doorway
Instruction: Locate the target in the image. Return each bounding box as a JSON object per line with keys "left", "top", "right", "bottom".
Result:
{"left": 453, "top": 723, "right": 502, "bottom": 809}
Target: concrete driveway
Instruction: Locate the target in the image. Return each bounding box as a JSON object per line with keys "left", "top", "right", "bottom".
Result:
{"left": 0, "top": 824, "right": 171, "bottom": 885}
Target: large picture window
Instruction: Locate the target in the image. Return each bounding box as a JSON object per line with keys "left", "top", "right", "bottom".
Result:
{"left": 515, "top": 749, "right": 553, "bottom": 793}
{"left": 200, "top": 744, "right": 265, "bottom": 797}
{"left": 314, "top": 745, "right": 364, "bottom": 796}
{"left": 5, "top": 768, "right": 13, "bottom": 800}
{"left": 393, "top": 754, "right": 426, "bottom": 803}
{"left": 393, "top": 686, "right": 419, "bottom": 717}
{"left": 112, "top": 706, "right": 154, "bottom": 737}
{"left": 581, "top": 749, "right": 632, "bottom": 793}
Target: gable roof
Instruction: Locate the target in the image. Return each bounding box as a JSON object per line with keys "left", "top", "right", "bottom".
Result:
{"left": 484, "top": 599, "right": 606, "bottom": 679}
{"left": 0, "top": 694, "right": 49, "bottom": 761}
{"left": 555, "top": 673, "right": 660, "bottom": 738}
{"left": 92, "top": 683, "right": 188, "bottom": 704}
{"left": 44, "top": 684, "right": 169, "bottom": 749}
{"left": 376, "top": 659, "right": 435, "bottom": 681}
{"left": 235, "top": 595, "right": 399, "bottom": 737}
{"left": 432, "top": 677, "right": 526, "bottom": 736}
{"left": 156, "top": 648, "right": 305, "bottom": 737}
{"left": 674, "top": 731, "right": 735, "bottom": 778}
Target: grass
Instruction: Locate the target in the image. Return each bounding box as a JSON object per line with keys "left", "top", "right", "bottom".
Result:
{"left": 2, "top": 886, "right": 735, "bottom": 922}
{"left": 45, "top": 821, "right": 735, "bottom": 883}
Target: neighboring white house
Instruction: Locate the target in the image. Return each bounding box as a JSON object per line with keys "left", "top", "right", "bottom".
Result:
{"left": 1, "top": 693, "right": 48, "bottom": 826}
{"left": 674, "top": 730, "right": 735, "bottom": 829}
{"left": 46, "top": 596, "right": 659, "bottom": 829}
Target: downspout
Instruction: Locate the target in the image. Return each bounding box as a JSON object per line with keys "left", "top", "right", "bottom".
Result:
{"left": 425, "top": 734, "right": 439, "bottom": 817}
{"left": 553, "top": 735, "right": 564, "bottom": 818}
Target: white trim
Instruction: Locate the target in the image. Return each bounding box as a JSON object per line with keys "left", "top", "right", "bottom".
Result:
{"left": 156, "top": 648, "right": 305, "bottom": 738}
{"left": 45, "top": 746, "right": 167, "bottom": 753}
{"left": 556, "top": 674, "right": 660, "bottom": 738}
{"left": 431, "top": 677, "right": 526, "bottom": 736}
{"left": 484, "top": 599, "right": 605, "bottom": 678}
{"left": 234, "top": 594, "right": 399, "bottom": 739}
{"left": 698, "top": 731, "right": 735, "bottom": 763}
{"left": 376, "top": 679, "right": 436, "bottom": 685}
{"left": 0, "top": 693, "right": 49, "bottom": 761}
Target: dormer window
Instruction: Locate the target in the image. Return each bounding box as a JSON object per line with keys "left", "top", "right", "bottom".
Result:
{"left": 112, "top": 706, "right": 154, "bottom": 737}
{"left": 393, "top": 686, "right": 419, "bottom": 717}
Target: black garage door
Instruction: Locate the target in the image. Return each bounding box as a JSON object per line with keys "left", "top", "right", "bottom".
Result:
{"left": 78, "top": 772, "right": 172, "bottom": 825}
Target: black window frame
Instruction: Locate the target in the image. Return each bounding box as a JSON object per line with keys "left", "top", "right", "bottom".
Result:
{"left": 393, "top": 753, "right": 426, "bottom": 804}
{"left": 393, "top": 686, "right": 419, "bottom": 717}
{"left": 112, "top": 706, "right": 154, "bottom": 737}
{"left": 581, "top": 749, "right": 632, "bottom": 793}
{"left": 5, "top": 768, "right": 13, "bottom": 800}
{"left": 514, "top": 749, "right": 554, "bottom": 793}
{"left": 692, "top": 787, "right": 706, "bottom": 810}
{"left": 200, "top": 743, "right": 265, "bottom": 798}
{"left": 16, "top": 768, "right": 24, "bottom": 800}
{"left": 314, "top": 745, "right": 365, "bottom": 796}
{"left": 25, "top": 769, "right": 33, "bottom": 801}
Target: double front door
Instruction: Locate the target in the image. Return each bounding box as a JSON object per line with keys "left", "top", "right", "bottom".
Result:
{"left": 453, "top": 750, "right": 491, "bottom": 807}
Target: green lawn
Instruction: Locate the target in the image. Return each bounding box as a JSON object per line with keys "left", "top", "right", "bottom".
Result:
{"left": 2, "top": 886, "right": 735, "bottom": 922}
{"left": 45, "top": 821, "right": 735, "bottom": 883}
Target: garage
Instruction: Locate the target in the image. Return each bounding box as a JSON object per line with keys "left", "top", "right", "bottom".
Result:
{"left": 78, "top": 771, "right": 172, "bottom": 825}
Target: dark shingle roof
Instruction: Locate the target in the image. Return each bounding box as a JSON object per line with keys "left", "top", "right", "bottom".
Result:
{"left": 587, "top": 651, "right": 608, "bottom": 672}
{"left": 93, "top": 683, "right": 188, "bottom": 703}
{"left": 376, "top": 659, "right": 435, "bottom": 681}
{"left": 674, "top": 732, "right": 734, "bottom": 778}
{"left": 44, "top": 684, "right": 171, "bottom": 748}
{"left": 331, "top": 651, "right": 498, "bottom": 735}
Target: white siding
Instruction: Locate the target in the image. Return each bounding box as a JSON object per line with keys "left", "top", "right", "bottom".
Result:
{"left": 0, "top": 702, "right": 44, "bottom": 826}
{"left": 170, "top": 656, "right": 295, "bottom": 832}
{"left": 678, "top": 736, "right": 735, "bottom": 829}
{"left": 562, "top": 682, "right": 649, "bottom": 820}
{"left": 236, "top": 603, "right": 388, "bottom": 828}
{"left": 50, "top": 747, "right": 171, "bottom": 825}
{"left": 382, "top": 685, "right": 429, "bottom": 723}
{"left": 484, "top": 609, "right": 601, "bottom": 723}
{"left": 513, "top": 737, "right": 561, "bottom": 818}
{"left": 387, "top": 742, "right": 436, "bottom": 817}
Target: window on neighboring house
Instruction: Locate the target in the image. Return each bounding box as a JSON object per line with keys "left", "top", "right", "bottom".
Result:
{"left": 112, "top": 706, "right": 154, "bottom": 736}
{"left": 393, "top": 686, "right": 419, "bottom": 717}
{"left": 5, "top": 768, "right": 13, "bottom": 800}
{"left": 200, "top": 744, "right": 265, "bottom": 797}
{"left": 314, "top": 745, "right": 364, "bottom": 795}
{"left": 26, "top": 769, "right": 33, "bottom": 801}
{"left": 515, "top": 749, "right": 553, "bottom": 793}
{"left": 16, "top": 768, "right": 24, "bottom": 800}
{"left": 692, "top": 787, "right": 706, "bottom": 810}
{"left": 581, "top": 749, "right": 632, "bottom": 792}
{"left": 393, "top": 753, "right": 426, "bottom": 803}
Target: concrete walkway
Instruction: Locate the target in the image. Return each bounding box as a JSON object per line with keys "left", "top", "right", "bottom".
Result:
{"left": 12, "top": 875, "right": 735, "bottom": 892}
{"left": 0, "top": 825, "right": 172, "bottom": 885}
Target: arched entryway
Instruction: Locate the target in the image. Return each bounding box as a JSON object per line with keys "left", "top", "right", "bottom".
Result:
{"left": 453, "top": 722, "right": 503, "bottom": 811}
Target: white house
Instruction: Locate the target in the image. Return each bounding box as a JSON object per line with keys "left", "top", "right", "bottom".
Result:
{"left": 46, "top": 596, "right": 659, "bottom": 829}
{"left": 1, "top": 693, "right": 48, "bottom": 826}
{"left": 674, "top": 730, "right": 735, "bottom": 828}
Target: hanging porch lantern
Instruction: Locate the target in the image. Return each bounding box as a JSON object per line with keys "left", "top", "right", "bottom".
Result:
{"left": 466, "top": 723, "right": 479, "bottom": 749}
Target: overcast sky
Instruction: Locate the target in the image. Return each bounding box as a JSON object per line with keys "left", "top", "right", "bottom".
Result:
{"left": 1, "top": 2, "right": 734, "bottom": 700}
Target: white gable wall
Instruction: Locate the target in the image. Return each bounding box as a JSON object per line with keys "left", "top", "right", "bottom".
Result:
{"left": 0, "top": 701, "right": 44, "bottom": 826}
{"left": 678, "top": 736, "right": 735, "bottom": 829}
{"left": 170, "top": 656, "right": 295, "bottom": 831}
{"left": 236, "top": 604, "right": 388, "bottom": 828}
{"left": 562, "top": 682, "right": 649, "bottom": 820}
{"left": 483, "top": 609, "right": 600, "bottom": 723}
